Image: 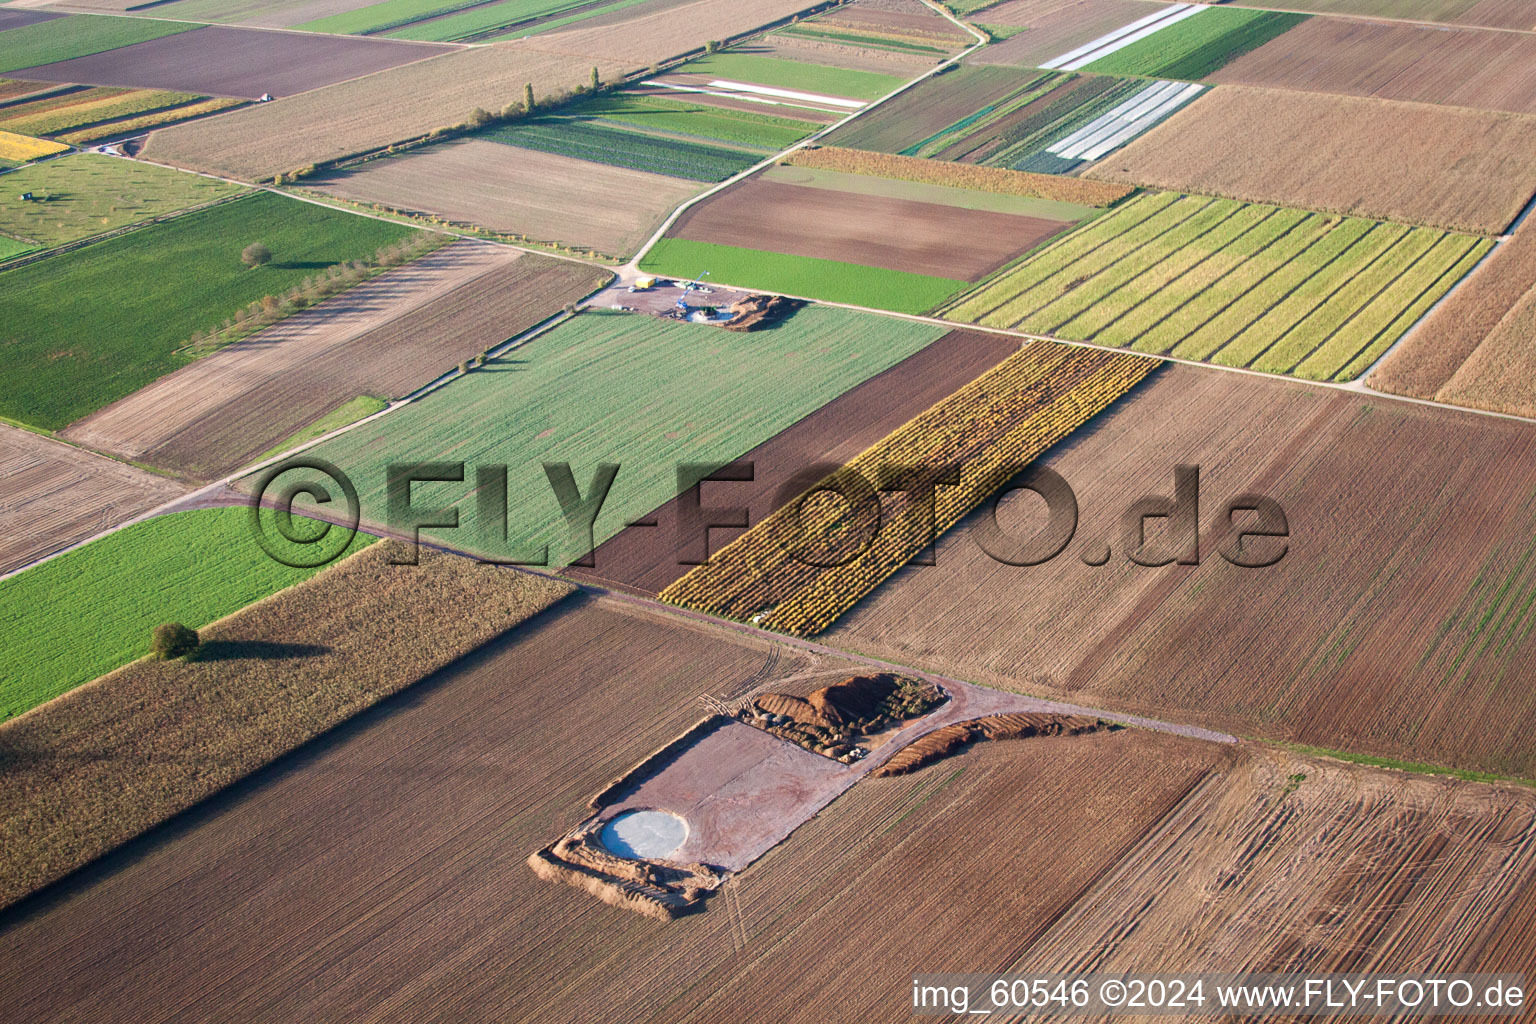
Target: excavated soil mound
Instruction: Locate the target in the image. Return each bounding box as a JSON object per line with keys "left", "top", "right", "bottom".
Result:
{"left": 874, "top": 713, "right": 1114, "bottom": 777}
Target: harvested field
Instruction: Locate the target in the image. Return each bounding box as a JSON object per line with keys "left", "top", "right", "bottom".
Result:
{"left": 0, "top": 153, "right": 244, "bottom": 248}
{"left": 63, "top": 242, "right": 609, "bottom": 479}
{"left": 571, "top": 328, "right": 1020, "bottom": 595}
{"left": 0, "top": 507, "right": 375, "bottom": 720}
{"left": 289, "top": 306, "right": 949, "bottom": 566}
{"left": 139, "top": 46, "right": 626, "bottom": 180}
{"left": 821, "top": 364, "right": 1536, "bottom": 778}
{"left": 744, "top": 35, "right": 935, "bottom": 75}
{"left": 973, "top": 0, "right": 1162, "bottom": 68}
{"left": 0, "top": 659, "right": 1227, "bottom": 1023}
{"left": 309, "top": 140, "right": 700, "bottom": 257}
{"left": 1086, "top": 86, "right": 1536, "bottom": 236}
{"left": 661, "top": 342, "right": 1156, "bottom": 635}
{"left": 0, "top": 423, "right": 186, "bottom": 576}
{"left": 0, "top": 14, "right": 197, "bottom": 75}
{"left": 1209, "top": 16, "right": 1536, "bottom": 116}
{"left": 785, "top": 145, "right": 1130, "bottom": 203}
{"left": 1372, "top": 215, "right": 1536, "bottom": 413}
{"left": 0, "top": 190, "right": 419, "bottom": 431}
{"left": 56, "top": 96, "right": 246, "bottom": 144}
{"left": 943, "top": 192, "right": 1491, "bottom": 381}
{"left": 1021, "top": 747, "right": 1536, "bottom": 978}
{"left": 519, "top": 0, "right": 830, "bottom": 66}
{"left": 8, "top": 25, "right": 456, "bottom": 100}
{"left": 670, "top": 175, "right": 1078, "bottom": 280}
{"left": 0, "top": 542, "right": 573, "bottom": 910}
{"left": 1432, "top": 291, "right": 1536, "bottom": 420}
{"left": 1214, "top": 0, "right": 1532, "bottom": 30}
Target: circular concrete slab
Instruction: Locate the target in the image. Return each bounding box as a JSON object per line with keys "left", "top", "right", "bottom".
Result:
{"left": 600, "top": 810, "right": 688, "bottom": 860}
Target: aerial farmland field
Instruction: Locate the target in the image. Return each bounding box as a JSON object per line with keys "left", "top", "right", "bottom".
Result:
{"left": 1208, "top": 15, "right": 1536, "bottom": 115}
{"left": 0, "top": 190, "right": 420, "bottom": 430}
{"left": 308, "top": 139, "right": 701, "bottom": 257}
{"left": 9, "top": 0, "right": 1536, "bottom": 1018}
{"left": 64, "top": 242, "right": 610, "bottom": 478}
{"left": 1087, "top": 86, "right": 1536, "bottom": 235}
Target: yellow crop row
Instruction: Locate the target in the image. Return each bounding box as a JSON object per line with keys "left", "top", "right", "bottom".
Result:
{"left": 783, "top": 147, "right": 1134, "bottom": 208}
{"left": 660, "top": 342, "right": 1160, "bottom": 635}
{"left": 58, "top": 98, "right": 246, "bottom": 146}
{"left": 0, "top": 130, "right": 68, "bottom": 162}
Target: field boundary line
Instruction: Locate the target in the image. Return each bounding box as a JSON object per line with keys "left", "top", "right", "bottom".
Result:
{"left": 623, "top": 0, "right": 988, "bottom": 272}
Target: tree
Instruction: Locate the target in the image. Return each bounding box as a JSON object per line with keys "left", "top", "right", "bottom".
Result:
{"left": 152, "top": 623, "right": 199, "bottom": 660}
{"left": 705, "top": 39, "right": 719, "bottom": 53}
{"left": 241, "top": 242, "right": 272, "bottom": 268}
{"left": 467, "top": 106, "right": 493, "bottom": 129}
{"left": 590, "top": 66, "right": 600, "bottom": 92}
{"left": 523, "top": 82, "right": 535, "bottom": 113}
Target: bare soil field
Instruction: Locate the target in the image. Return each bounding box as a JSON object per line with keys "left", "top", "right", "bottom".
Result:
{"left": 147, "top": 0, "right": 390, "bottom": 28}
{"left": 8, "top": 25, "right": 456, "bottom": 100}
{"left": 570, "top": 328, "right": 1018, "bottom": 595}
{"left": 0, "top": 543, "right": 573, "bottom": 911}
{"left": 0, "top": 423, "right": 185, "bottom": 575}
{"left": 0, "top": 641, "right": 1226, "bottom": 1023}
{"left": 140, "top": 46, "right": 625, "bottom": 180}
{"left": 63, "top": 241, "right": 609, "bottom": 479}
{"left": 522, "top": 0, "right": 824, "bottom": 66}
{"left": 1086, "top": 86, "right": 1536, "bottom": 236}
{"left": 1209, "top": 16, "right": 1536, "bottom": 116}
{"left": 310, "top": 140, "right": 699, "bottom": 257}
{"left": 743, "top": 36, "right": 933, "bottom": 75}
{"left": 825, "top": 63, "right": 1028, "bottom": 152}
{"left": 1020, "top": 746, "right": 1536, "bottom": 977}
{"left": 822, "top": 363, "right": 1536, "bottom": 778}
{"left": 1372, "top": 216, "right": 1536, "bottom": 416}
{"left": 971, "top": 0, "right": 1158, "bottom": 67}
{"left": 670, "top": 176, "right": 1075, "bottom": 279}
{"left": 1220, "top": 0, "right": 1534, "bottom": 31}
{"left": 0, "top": 9, "right": 63, "bottom": 29}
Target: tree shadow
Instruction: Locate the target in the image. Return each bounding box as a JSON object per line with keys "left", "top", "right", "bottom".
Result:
{"left": 189, "top": 640, "right": 331, "bottom": 662}
{"left": 269, "top": 261, "right": 332, "bottom": 270}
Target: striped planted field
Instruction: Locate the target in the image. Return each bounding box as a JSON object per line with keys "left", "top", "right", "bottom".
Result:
{"left": 659, "top": 341, "right": 1157, "bottom": 636}
{"left": 941, "top": 193, "right": 1492, "bottom": 381}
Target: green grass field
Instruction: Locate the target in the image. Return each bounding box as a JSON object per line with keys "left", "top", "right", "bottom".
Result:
{"left": 0, "top": 15, "right": 199, "bottom": 74}
{"left": 0, "top": 507, "right": 375, "bottom": 719}
{"left": 294, "top": 307, "right": 948, "bottom": 565}
{"left": 572, "top": 94, "right": 821, "bottom": 151}
{"left": 296, "top": 0, "right": 487, "bottom": 34}
{"left": 0, "top": 154, "right": 247, "bottom": 248}
{"left": 641, "top": 237, "right": 969, "bottom": 314}
{"left": 0, "top": 191, "right": 419, "bottom": 430}
{"left": 1084, "top": 8, "right": 1308, "bottom": 80}
{"left": 942, "top": 193, "right": 1490, "bottom": 381}
{"left": 381, "top": 0, "right": 619, "bottom": 39}
{"left": 481, "top": 118, "right": 760, "bottom": 181}
{"left": 671, "top": 52, "right": 907, "bottom": 102}
{"left": 0, "top": 236, "right": 34, "bottom": 260}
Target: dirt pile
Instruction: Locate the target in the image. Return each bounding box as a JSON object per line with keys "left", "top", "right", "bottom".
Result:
{"left": 529, "top": 821, "right": 723, "bottom": 922}
{"left": 874, "top": 713, "right": 1115, "bottom": 776}
{"left": 743, "top": 673, "right": 945, "bottom": 761}
{"left": 722, "top": 294, "right": 805, "bottom": 331}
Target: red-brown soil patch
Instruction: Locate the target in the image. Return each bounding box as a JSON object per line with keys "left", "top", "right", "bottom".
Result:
{"left": 9, "top": 25, "right": 456, "bottom": 100}
{"left": 1209, "top": 15, "right": 1536, "bottom": 115}
{"left": 671, "top": 176, "right": 1074, "bottom": 280}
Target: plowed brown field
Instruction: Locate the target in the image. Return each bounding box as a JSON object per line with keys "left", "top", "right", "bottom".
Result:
{"left": 1214, "top": 0, "right": 1533, "bottom": 31}
{"left": 8, "top": 25, "right": 455, "bottom": 100}
{"left": 0, "top": 424, "right": 186, "bottom": 575}
{"left": 570, "top": 328, "right": 1019, "bottom": 595}
{"left": 311, "top": 140, "right": 700, "bottom": 257}
{"left": 1086, "top": 86, "right": 1536, "bottom": 236}
{"left": 670, "top": 176, "right": 1074, "bottom": 280}
{"left": 62, "top": 241, "right": 610, "bottom": 479}
{"left": 822, "top": 363, "right": 1536, "bottom": 778}
{"left": 1209, "top": 16, "right": 1536, "bottom": 116}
